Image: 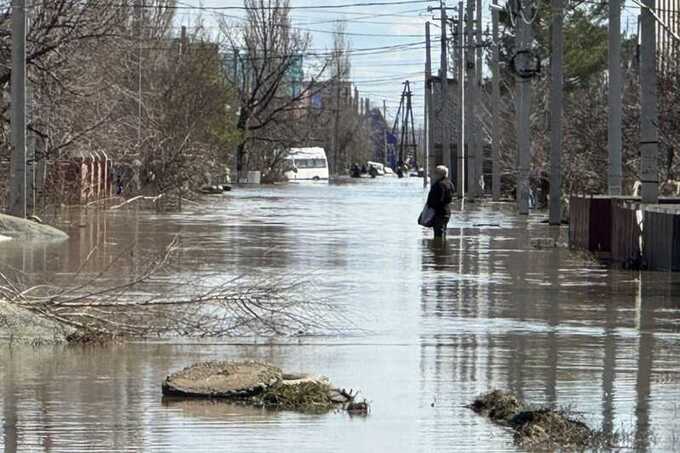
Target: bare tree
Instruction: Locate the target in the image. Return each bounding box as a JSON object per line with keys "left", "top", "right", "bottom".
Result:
{"left": 219, "top": 0, "right": 329, "bottom": 182}
{"left": 1, "top": 1, "right": 241, "bottom": 211}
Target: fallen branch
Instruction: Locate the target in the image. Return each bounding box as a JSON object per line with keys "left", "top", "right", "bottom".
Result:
{"left": 110, "top": 194, "right": 164, "bottom": 210}
{"left": 85, "top": 196, "right": 125, "bottom": 207}
{"left": 1, "top": 238, "right": 348, "bottom": 340}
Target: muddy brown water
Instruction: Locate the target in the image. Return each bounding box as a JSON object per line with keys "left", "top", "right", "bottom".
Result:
{"left": 2, "top": 178, "right": 680, "bottom": 452}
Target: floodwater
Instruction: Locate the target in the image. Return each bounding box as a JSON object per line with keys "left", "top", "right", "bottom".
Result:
{"left": 2, "top": 178, "right": 680, "bottom": 452}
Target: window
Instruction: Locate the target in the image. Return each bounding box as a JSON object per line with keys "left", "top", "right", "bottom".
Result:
{"left": 295, "top": 158, "right": 326, "bottom": 169}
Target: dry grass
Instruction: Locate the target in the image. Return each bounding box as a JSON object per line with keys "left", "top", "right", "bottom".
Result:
{"left": 256, "top": 381, "right": 338, "bottom": 412}
{"left": 470, "top": 389, "right": 524, "bottom": 422}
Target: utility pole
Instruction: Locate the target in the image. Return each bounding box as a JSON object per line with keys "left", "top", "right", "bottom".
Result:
{"left": 383, "top": 100, "right": 388, "bottom": 164}
{"left": 549, "top": 0, "right": 563, "bottom": 225}
{"left": 473, "top": 0, "right": 483, "bottom": 197}
{"left": 465, "top": 0, "right": 476, "bottom": 198}
{"left": 137, "top": 0, "right": 144, "bottom": 145}
{"left": 425, "top": 22, "right": 433, "bottom": 188}
{"left": 393, "top": 82, "right": 417, "bottom": 170}
{"left": 608, "top": 0, "right": 623, "bottom": 195}
{"left": 516, "top": 0, "right": 532, "bottom": 215}
{"left": 9, "top": 0, "right": 27, "bottom": 218}
{"left": 440, "top": 2, "right": 452, "bottom": 171}
{"left": 233, "top": 48, "right": 239, "bottom": 83}
{"left": 458, "top": 1, "right": 466, "bottom": 198}
{"left": 355, "top": 86, "right": 360, "bottom": 114}
{"left": 491, "top": 0, "right": 501, "bottom": 201}
{"left": 406, "top": 83, "right": 418, "bottom": 167}
{"left": 27, "top": 80, "right": 34, "bottom": 216}
{"left": 640, "top": 0, "right": 658, "bottom": 203}
{"left": 332, "top": 75, "right": 341, "bottom": 177}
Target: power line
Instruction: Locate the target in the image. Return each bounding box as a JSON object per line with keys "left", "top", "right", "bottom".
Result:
{"left": 107, "top": 0, "right": 438, "bottom": 11}
{"left": 135, "top": 41, "right": 427, "bottom": 59}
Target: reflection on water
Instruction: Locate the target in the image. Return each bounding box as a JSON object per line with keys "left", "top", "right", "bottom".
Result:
{"left": 2, "top": 179, "right": 680, "bottom": 452}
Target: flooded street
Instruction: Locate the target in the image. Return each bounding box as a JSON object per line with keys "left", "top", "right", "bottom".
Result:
{"left": 2, "top": 179, "right": 680, "bottom": 452}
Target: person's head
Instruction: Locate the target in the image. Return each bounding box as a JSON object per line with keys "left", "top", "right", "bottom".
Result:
{"left": 433, "top": 165, "right": 449, "bottom": 181}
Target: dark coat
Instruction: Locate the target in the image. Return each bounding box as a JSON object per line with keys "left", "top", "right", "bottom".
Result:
{"left": 427, "top": 177, "right": 455, "bottom": 216}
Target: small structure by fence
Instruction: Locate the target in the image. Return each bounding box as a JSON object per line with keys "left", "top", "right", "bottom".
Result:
{"left": 48, "top": 151, "right": 113, "bottom": 204}
{"left": 610, "top": 200, "right": 642, "bottom": 267}
{"left": 642, "top": 206, "right": 680, "bottom": 272}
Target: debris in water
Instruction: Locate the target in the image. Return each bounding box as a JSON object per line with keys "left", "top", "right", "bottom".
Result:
{"left": 510, "top": 408, "right": 594, "bottom": 449}
{"left": 162, "top": 361, "right": 282, "bottom": 399}
{"left": 469, "top": 389, "right": 523, "bottom": 422}
{"left": 469, "top": 390, "right": 599, "bottom": 450}
{"left": 162, "top": 361, "right": 367, "bottom": 414}
{"left": 347, "top": 401, "right": 370, "bottom": 416}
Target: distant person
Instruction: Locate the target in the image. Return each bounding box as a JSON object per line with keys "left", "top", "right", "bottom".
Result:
{"left": 426, "top": 165, "right": 455, "bottom": 239}
{"left": 396, "top": 160, "right": 405, "bottom": 178}
{"left": 350, "top": 163, "right": 361, "bottom": 178}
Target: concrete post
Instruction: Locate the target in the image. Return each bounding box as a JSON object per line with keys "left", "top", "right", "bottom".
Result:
{"left": 355, "top": 87, "right": 360, "bottom": 114}
{"left": 517, "top": 0, "right": 532, "bottom": 215}
{"left": 458, "top": 1, "right": 466, "bottom": 198}
{"left": 549, "top": 0, "right": 563, "bottom": 225}
{"left": 491, "top": 0, "right": 501, "bottom": 201}
{"left": 640, "top": 0, "right": 658, "bottom": 204}
{"left": 465, "top": 0, "right": 475, "bottom": 197}
{"left": 425, "top": 22, "right": 433, "bottom": 187}
{"left": 26, "top": 80, "right": 34, "bottom": 215}
{"left": 608, "top": 0, "right": 623, "bottom": 195}
{"left": 9, "top": 0, "right": 26, "bottom": 218}
{"left": 473, "top": 0, "right": 483, "bottom": 196}
{"left": 440, "top": 3, "right": 452, "bottom": 171}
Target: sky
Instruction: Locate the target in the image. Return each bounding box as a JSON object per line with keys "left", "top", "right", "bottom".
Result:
{"left": 180, "top": 0, "right": 644, "bottom": 129}
{"left": 180, "top": 0, "right": 441, "bottom": 127}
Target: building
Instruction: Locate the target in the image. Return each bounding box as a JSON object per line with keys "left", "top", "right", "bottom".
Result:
{"left": 365, "top": 108, "right": 397, "bottom": 165}
{"left": 222, "top": 50, "right": 304, "bottom": 98}
{"left": 302, "top": 79, "right": 355, "bottom": 110}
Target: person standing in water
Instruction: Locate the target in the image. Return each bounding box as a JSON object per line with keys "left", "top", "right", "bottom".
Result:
{"left": 426, "top": 165, "right": 455, "bottom": 239}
